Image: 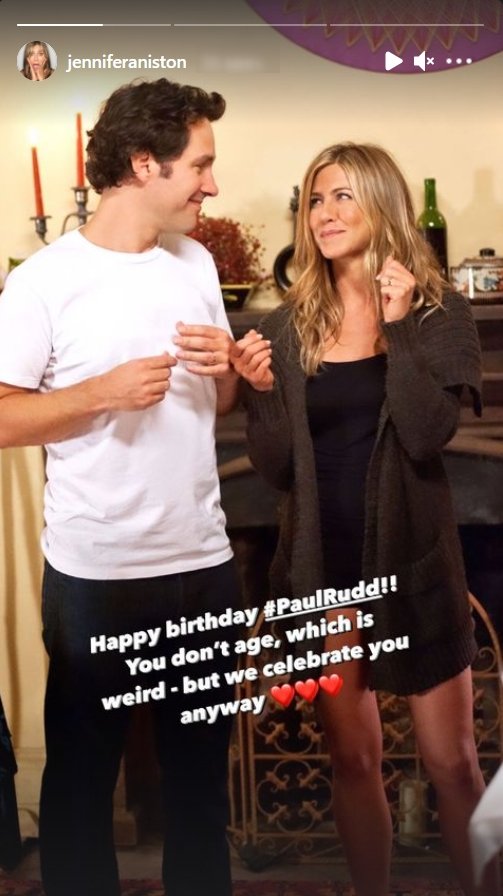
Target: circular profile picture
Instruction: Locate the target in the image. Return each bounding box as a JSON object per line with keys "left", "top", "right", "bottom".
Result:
{"left": 18, "top": 41, "right": 57, "bottom": 81}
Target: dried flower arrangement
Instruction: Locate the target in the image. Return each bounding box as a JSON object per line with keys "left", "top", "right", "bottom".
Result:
{"left": 188, "top": 214, "right": 265, "bottom": 285}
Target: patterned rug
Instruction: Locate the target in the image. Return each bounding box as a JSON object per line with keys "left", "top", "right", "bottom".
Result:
{"left": 0, "top": 880, "right": 463, "bottom": 896}
{"left": 233, "top": 884, "right": 464, "bottom": 896}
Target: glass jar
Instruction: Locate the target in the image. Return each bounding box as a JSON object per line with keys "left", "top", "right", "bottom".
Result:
{"left": 450, "top": 248, "right": 503, "bottom": 302}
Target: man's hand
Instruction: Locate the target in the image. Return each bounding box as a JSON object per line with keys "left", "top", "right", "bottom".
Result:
{"left": 231, "top": 329, "right": 274, "bottom": 392}
{"left": 97, "top": 353, "right": 177, "bottom": 411}
{"left": 376, "top": 256, "right": 416, "bottom": 323}
{"left": 173, "top": 322, "right": 234, "bottom": 379}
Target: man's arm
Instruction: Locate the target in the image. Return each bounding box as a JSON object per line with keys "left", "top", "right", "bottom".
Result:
{"left": 0, "top": 353, "right": 176, "bottom": 448}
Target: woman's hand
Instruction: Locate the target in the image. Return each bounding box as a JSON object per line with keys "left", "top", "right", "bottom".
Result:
{"left": 29, "top": 61, "right": 43, "bottom": 81}
{"left": 231, "top": 329, "right": 274, "bottom": 392}
{"left": 376, "top": 255, "right": 416, "bottom": 323}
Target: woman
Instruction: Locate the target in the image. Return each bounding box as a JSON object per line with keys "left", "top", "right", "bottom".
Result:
{"left": 21, "top": 41, "right": 53, "bottom": 80}
{"left": 234, "top": 143, "right": 499, "bottom": 896}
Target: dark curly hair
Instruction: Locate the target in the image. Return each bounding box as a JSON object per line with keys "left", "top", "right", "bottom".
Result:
{"left": 86, "top": 78, "right": 226, "bottom": 193}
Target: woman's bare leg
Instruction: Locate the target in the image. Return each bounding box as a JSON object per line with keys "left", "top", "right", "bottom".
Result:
{"left": 408, "top": 667, "right": 500, "bottom": 896}
{"left": 317, "top": 608, "right": 392, "bottom": 896}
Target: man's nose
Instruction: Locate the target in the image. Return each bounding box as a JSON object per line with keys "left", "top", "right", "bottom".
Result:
{"left": 203, "top": 170, "right": 218, "bottom": 197}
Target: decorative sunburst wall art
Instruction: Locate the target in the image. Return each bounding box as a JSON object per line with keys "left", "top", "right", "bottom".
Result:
{"left": 245, "top": 0, "right": 503, "bottom": 73}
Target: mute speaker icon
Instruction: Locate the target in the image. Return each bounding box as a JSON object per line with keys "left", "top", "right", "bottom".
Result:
{"left": 414, "top": 50, "right": 426, "bottom": 71}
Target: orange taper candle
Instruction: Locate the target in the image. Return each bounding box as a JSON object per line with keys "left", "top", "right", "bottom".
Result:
{"left": 31, "top": 146, "right": 45, "bottom": 217}
{"left": 76, "top": 113, "right": 85, "bottom": 187}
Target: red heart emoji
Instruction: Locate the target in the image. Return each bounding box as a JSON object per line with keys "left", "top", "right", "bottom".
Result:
{"left": 294, "top": 679, "right": 319, "bottom": 702}
{"left": 319, "top": 674, "right": 344, "bottom": 697}
{"left": 270, "top": 683, "right": 295, "bottom": 708}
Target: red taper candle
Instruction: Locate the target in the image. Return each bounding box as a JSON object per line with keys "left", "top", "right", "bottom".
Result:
{"left": 31, "top": 146, "right": 45, "bottom": 217}
{"left": 76, "top": 113, "right": 85, "bottom": 187}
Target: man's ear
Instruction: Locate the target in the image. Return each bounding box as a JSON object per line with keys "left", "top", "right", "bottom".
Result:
{"left": 130, "top": 151, "right": 156, "bottom": 182}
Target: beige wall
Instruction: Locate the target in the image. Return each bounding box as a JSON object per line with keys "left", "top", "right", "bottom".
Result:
{"left": 0, "top": 11, "right": 502, "bottom": 832}
{"left": 1, "top": 27, "right": 502, "bottom": 274}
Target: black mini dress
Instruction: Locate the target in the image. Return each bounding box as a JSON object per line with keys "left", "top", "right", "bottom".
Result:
{"left": 306, "top": 354, "right": 387, "bottom": 589}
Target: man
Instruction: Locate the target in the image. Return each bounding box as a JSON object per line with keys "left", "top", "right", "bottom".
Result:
{"left": 0, "top": 78, "right": 244, "bottom": 896}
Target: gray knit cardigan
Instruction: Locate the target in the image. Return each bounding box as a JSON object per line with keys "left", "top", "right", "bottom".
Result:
{"left": 243, "top": 293, "right": 482, "bottom": 695}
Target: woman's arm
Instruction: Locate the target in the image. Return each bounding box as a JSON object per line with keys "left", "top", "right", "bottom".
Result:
{"left": 242, "top": 372, "right": 294, "bottom": 491}
{"left": 238, "top": 314, "right": 294, "bottom": 491}
{"left": 382, "top": 297, "right": 481, "bottom": 461}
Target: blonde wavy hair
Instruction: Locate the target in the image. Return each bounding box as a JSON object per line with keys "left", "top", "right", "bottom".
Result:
{"left": 22, "top": 41, "right": 53, "bottom": 80}
{"left": 287, "top": 143, "right": 447, "bottom": 375}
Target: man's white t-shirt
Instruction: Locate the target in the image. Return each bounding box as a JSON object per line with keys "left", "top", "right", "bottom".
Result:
{"left": 0, "top": 229, "right": 233, "bottom": 579}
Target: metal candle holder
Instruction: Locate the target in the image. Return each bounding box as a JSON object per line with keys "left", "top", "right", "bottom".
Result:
{"left": 30, "top": 215, "right": 51, "bottom": 244}
{"left": 31, "top": 186, "right": 93, "bottom": 244}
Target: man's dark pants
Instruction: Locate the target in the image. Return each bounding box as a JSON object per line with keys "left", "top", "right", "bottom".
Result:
{"left": 39, "top": 558, "right": 240, "bottom": 896}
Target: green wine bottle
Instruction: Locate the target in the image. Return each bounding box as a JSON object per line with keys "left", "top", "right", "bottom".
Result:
{"left": 417, "top": 178, "right": 448, "bottom": 277}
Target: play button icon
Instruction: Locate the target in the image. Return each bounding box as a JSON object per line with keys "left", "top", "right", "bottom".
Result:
{"left": 385, "top": 51, "right": 403, "bottom": 71}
